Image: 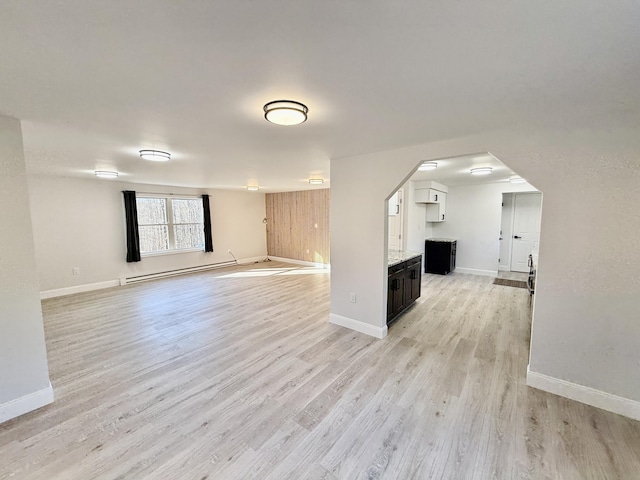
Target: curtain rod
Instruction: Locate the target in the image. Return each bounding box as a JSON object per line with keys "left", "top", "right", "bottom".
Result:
{"left": 125, "top": 191, "right": 206, "bottom": 197}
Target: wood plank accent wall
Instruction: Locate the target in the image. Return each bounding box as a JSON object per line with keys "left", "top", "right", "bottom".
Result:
{"left": 265, "top": 189, "right": 330, "bottom": 264}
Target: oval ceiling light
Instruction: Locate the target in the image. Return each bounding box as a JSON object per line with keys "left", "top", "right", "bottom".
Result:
{"left": 246, "top": 185, "right": 260, "bottom": 191}
{"left": 418, "top": 162, "right": 438, "bottom": 171}
{"left": 470, "top": 167, "right": 493, "bottom": 175}
{"left": 510, "top": 176, "right": 526, "bottom": 184}
{"left": 95, "top": 170, "right": 119, "bottom": 179}
{"left": 308, "top": 178, "right": 324, "bottom": 185}
{"left": 139, "top": 149, "right": 171, "bottom": 162}
{"left": 263, "top": 100, "right": 308, "bottom": 126}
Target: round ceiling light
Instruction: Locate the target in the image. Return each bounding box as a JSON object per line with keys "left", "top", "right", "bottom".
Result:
{"left": 510, "top": 176, "right": 526, "bottom": 184}
{"left": 470, "top": 167, "right": 493, "bottom": 175}
{"left": 95, "top": 170, "right": 119, "bottom": 179}
{"left": 264, "top": 100, "right": 308, "bottom": 126}
{"left": 308, "top": 178, "right": 324, "bottom": 185}
{"left": 139, "top": 150, "right": 171, "bottom": 162}
{"left": 246, "top": 185, "right": 260, "bottom": 191}
{"left": 418, "top": 162, "right": 438, "bottom": 171}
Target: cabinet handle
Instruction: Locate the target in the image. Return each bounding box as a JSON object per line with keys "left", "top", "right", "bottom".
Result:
{"left": 396, "top": 204, "right": 400, "bottom": 215}
{"left": 435, "top": 194, "right": 438, "bottom": 201}
{"left": 410, "top": 271, "right": 416, "bottom": 280}
{"left": 442, "top": 214, "right": 445, "bottom": 221}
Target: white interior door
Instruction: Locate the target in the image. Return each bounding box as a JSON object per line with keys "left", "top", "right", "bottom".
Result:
{"left": 511, "top": 192, "right": 542, "bottom": 272}
{"left": 388, "top": 189, "right": 404, "bottom": 251}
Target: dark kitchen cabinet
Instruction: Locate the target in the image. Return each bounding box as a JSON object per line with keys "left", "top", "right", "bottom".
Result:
{"left": 425, "top": 239, "right": 456, "bottom": 275}
{"left": 405, "top": 257, "right": 422, "bottom": 305}
{"left": 387, "top": 254, "right": 422, "bottom": 325}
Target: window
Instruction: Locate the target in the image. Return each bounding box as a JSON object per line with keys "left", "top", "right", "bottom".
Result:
{"left": 136, "top": 196, "right": 205, "bottom": 254}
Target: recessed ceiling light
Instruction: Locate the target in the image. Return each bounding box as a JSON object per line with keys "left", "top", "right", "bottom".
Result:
{"left": 95, "top": 170, "right": 119, "bottom": 179}
{"left": 510, "top": 176, "right": 526, "bottom": 184}
{"left": 470, "top": 167, "right": 493, "bottom": 175}
{"left": 308, "top": 178, "right": 324, "bottom": 185}
{"left": 246, "top": 185, "right": 260, "bottom": 191}
{"left": 139, "top": 149, "right": 171, "bottom": 162}
{"left": 263, "top": 100, "right": 308, "bottom": 126}
{"left": 418, "top": 162, "right": 438, "bottom": 171}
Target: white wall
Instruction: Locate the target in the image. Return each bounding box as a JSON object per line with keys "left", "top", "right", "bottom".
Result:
{"left": 27, "top": 175, "right": 268, "bottom": 293}
{"left": 0, "top": 115, "right": 52, "bottom": 422}
{"left": 431, "top": 182, "right": 537, "bottom": 276}
{"left": 330, "top": 125, "right": 640, "bottom": 415}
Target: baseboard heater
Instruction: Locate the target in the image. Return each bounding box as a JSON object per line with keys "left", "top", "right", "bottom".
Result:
{"left": 120, "top": 260, "right": 237, "bottom": 285}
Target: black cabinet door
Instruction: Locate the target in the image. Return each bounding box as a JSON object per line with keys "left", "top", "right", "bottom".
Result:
{"left": 388, "top": 269, "right": 405, "bottom": 320}
{"left": 405, "top": 260, "right": 421, "bottom": 304}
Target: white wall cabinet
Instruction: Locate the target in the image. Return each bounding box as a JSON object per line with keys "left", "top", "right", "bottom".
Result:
{"left": 426, "top": 192, "right": 446, "bottom": 222}
{"left": 414, "top": 188, "right": 444, "bottom": 203}
{"left": 388, "top": 191, "right": 400, "bottom": 216}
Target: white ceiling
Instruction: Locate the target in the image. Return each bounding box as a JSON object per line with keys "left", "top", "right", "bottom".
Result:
{"left": 1, "top": 1, "right": 638, "bottom": 192}
{"left": 409, "top": 152, "right": 522, "bottom": 187}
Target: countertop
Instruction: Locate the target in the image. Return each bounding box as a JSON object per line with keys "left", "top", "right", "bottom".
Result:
{"left": 388, "top": 250, "right": 422, "bottom": 267}
{"left": 426, "top": 237, "right": 457, "bottom": 242}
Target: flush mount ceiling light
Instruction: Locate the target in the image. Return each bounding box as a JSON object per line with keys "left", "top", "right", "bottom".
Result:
{"left": 308, "top": 178, "right": 324, "bottom": 185}
{"left": 263, "top": 100, "right": 308, "bottom": 126}
{"left": 139, "top": 149, "right": 171, "bottom": 162}
{"left": 246, "top": 185, "right": 260, "bottom": 191}
{"left": 418, "top": 162, "right": 438, "bottom": 171}
{"left": 94, "top": 170, "right": 119, "bottom": 179}
{"left": 470, "top": 167, "right": 493, "bottom": 175}
{"left": 510, "top": 176, "right": 526, "bottom": 184}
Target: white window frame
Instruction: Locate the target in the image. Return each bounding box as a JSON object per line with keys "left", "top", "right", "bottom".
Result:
{"left": 137, "top": 194, "right": 205, "bottom": 257}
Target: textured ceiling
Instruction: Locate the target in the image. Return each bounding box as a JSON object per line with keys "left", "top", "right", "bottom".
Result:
{"left": 1, "top": 1, "right": 638, "bottom": 191}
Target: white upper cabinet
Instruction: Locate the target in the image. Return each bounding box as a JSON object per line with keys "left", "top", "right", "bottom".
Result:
{"left": 388, "top": 191, "right": 400, "bottom": 216}
{"left": 414, "top": 180, "right": 448, "bottom": 222}
{"left": 426, "top": 192, "right": 447, "bottom": 222}
{"left": 415, "top": 188, "right": 443, "bottom": 204}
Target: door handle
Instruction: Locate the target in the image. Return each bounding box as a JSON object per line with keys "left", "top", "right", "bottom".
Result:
{"left": 514, "top": 235, "right": 522, "bottom": 239}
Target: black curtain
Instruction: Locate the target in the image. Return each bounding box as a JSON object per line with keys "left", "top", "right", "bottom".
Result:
{"left": 123, "top": 191, "right": 141, "bottom": 262}
{"left": 202, "top": 194, "right": 214, "bottom": 252}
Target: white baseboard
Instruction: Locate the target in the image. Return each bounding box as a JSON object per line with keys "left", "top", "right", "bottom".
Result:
{"left": 527, "top": 367, "right": 640, "bottom": 421}
{"left": 267, "top": 256, "right": 330, "bottom": 269}
{"left": 455, "top": 267, "right": 498, "bottom": 277}
{"left": 329, "top": 313, "right": 387, "bottom": 339}
{"left": 238, "top": 256, "right": 270, "bottom": 265}
{"left": 0, "top": 382, "right": 54, "bottom": 424}
{"left": 41, "top": 258, "right": 271, "bottom": 298}
{"left": 40, "top": 280, "right": 120, "bottom": 299}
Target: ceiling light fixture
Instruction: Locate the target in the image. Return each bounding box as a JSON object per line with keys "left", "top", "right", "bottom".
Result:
{"left": 418, "top": 162, "right": 438, "bottom": 171}
{"left": 94, "top": 170, "right": 119, "bottom": 179}
{"left": 246, "top": 185, "right": 260, "bottom": 191}
{"left": 510, "top": 176, "right": 526, "bottom": 184}
{"left": 470, "top": 167, "right": 493, "bottom": 175}
{"left": 139, "top": 149, "right": 171, "bottom": 162}
{"left": 308, "top": 178, "right": 324, "bottom": 185}
{"left": 263, "top": 100, "right": 308, "bottom": 126}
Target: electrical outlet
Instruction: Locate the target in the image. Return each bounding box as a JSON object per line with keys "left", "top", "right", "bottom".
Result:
{"left": 72, "top": 267, "right": 80, "bottom": 275}
{"left": 350, "top": 292, "right": 356, "bottom": 303}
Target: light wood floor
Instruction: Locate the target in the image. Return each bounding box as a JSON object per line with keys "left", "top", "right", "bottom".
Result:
{"left": 1, "top": 261, "right": 639, "bottom": 479}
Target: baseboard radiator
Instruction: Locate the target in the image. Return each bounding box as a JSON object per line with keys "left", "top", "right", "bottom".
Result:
{"left": 120, "top": 260, "right": 237, "bottom": 285}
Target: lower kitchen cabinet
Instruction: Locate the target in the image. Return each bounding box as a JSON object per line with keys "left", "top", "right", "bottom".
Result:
{"left": 387, "top": 254, "right": 422, "bottom": 325}
{"left": 425, "top": 239, "right": 456, "bottom": 275}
